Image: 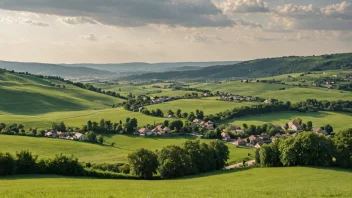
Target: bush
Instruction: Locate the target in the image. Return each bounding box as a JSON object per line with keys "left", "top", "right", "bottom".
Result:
{"left": 334, "top": 128, "right": 352, "bottom": 168}
{"left": 46, "top": 154, "right": 85, "bottom": 176}
{"left": 16, "top": 150, "right": 38, "bottom": 174}
{"left": 0, "top": 152, "right": 16, "bottom": 176}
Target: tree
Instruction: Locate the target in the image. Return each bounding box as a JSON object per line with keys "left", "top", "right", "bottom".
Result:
{"left": 163, "top": 120, "right": 170, "bottom": 127}
{"left": 169, "top": 120, "right": 184, "bottom": 132}
{"left": 208, "top": 140, "right": 230, "bottom": 170}
{"left": 87, "top": 120, "right": 93, "bottom": 131}
{"left": 158, "top": 145, "right": 192, "bottom": 179}
{"left": 307, "top": 121, "right": 313, "bottom": 131}
{"left": 52, "top": 121, "right": 66, "bottom": 132}
{"left": 0, "top": 152, "right": 16, "bottom": 176}
{"left": 259, "top": 140, "right": 281, "bottom": 167}
{"left": 325, "top": 124, "right": 334, "bottom": 134}
{"left": 167, "top": 110, "right": 174, "bottom": 117}
{"left": 188, "top": 112, "right": 196, "bottom": 121}
{"left": 97, "top": 135, "right": 104, "bottom": 144}
{"left": 182, "top": 112, "right": 188, "bottom": 118}
{"left": 176, "top": 109, "right": 182, "bottom": 118}
{"left": 16, "top": 150, "right": 38, "bottom": 174}
{"left": 243, "top": 123, "right": 248, "bottom": 129}
{"left": 86, "top": 132, "right": 97, "bottom": 143}
{"left": 334, "top": 128, "right": 352, "bottom": 168}
{"left": 128, "top": 148, "right": 158, "bottom": 179}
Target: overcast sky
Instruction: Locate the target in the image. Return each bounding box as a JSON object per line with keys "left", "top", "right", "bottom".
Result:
{"left": 0, "top": 0, "right": 351, "bottom": 63}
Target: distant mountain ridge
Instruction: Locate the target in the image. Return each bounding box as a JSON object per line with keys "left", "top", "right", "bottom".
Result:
{"left": 122, "top": 53, "right": 352, "bottom": 81}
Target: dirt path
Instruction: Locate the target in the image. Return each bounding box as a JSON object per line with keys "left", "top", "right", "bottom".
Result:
{"left": 225, "top": 160, "right": 256, "bottom": 170}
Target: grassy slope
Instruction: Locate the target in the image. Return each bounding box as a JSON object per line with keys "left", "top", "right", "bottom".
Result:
{"left": 1, "top": 167, "right": 351, "bottom": 198}
{"left": 0, "top": 135, "right": 252, "bottom": 164}
{"left": 0, "top": 72, "right": 124, "bottom": 115}
{"left": 0, "top": 108, "right": 171, "bottom": 129}
{"left": 223, "top": 111, "right": 352, "bottom": 132}
{"left": 149, "top": 98, "right": 258, "bottom": 115}
{"left": 190, "top": 80, "right": 352, "bottom": 103}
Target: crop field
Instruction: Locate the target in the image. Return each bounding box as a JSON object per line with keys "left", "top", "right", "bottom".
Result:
{"left": 0, "top": 135, "right": 253, "bottom": 164}
{"left": 1, "top": 167, "right": 351, "bottom": 198}
{"left": 190, "top": 81, "right": 352, "bottom": 103}
{"left": 0, "top": 72, "right": 124, "bottom": 115}
{"left": 149, "top": 98, "right": 258, "bottom": 115}
{"left": 223, "top": 111, "right": 352, "bottom": 132}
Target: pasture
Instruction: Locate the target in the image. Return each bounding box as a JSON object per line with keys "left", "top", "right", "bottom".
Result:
{"left": 148, "top": 98, "right": 257, "bottom": 116}
{"left": 0, "top": 72, "right": 124, "bottom": 115}
{"left": 0, "top": 135, "right": 252, "bottom": 164}
{"left": 223, "top": 111, "right": 352, "bottom": 132}
{"left": 0, "top": 167, "right": 351, "bottom": 198}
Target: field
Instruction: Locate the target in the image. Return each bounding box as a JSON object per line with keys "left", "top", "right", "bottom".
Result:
{"left": 0, "top": 72, "right": 124, "bottom": 115}
{"left": 1, "top": 167, "right": 351, "bottom": 198}
{"left": 0, "top": 135, "right": 253, "bottom": 164}
{"left": 149, "top": 98, "right": 257, "bottom": 115}
{"left": 223, "top": 111, "right": 352, "bottom": 132}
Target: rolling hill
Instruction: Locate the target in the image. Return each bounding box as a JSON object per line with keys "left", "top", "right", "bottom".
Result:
{"left": 0, "top": 70, "right": 124, "bottom": 114}
{"left": 122, "top": 53, "right": 352, "bottom": 81}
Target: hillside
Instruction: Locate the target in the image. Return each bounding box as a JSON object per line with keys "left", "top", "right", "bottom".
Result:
{"left": 1, "top": 167, "right": 351, "bottom": 198}
{"left": 0, "top": 61, "right": 112, "bottom": 77}
{"left": 0, "top": 70, "right": 124, "bottom": 114}
{"left": 122, "top": 53, "right": 352, "bottom": 81}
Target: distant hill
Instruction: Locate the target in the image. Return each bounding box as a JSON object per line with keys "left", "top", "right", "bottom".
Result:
{"left": 122, "top": 53, "right": 352, "bottom": 81}
{"left": 63, "top": 61, "right": 241, "bottom": 76}
{"left": 0, "top": 70, "right": 123, "bottom": 114}
{"left": 0, "top": 61, "right": 112, "bottom": 77}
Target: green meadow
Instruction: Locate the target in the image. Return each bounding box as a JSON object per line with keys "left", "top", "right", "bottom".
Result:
{"left": 1, "top": 167, "right": 351, "bottom": 198}
{"left": 149, "top": 98, "right": 258, "bottom": 116}
{"left": 223, "top": 111, "right": 352, "bottom": 132}
{"left": 0, "top": 72, "right": 124, "bottom": 115}
{"left": 0, "top": 135, "right": 252, "bottom": 164}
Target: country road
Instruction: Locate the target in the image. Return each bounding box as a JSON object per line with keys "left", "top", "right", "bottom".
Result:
{"left": 225, "top": 160, "right": 256, "bottom": 169}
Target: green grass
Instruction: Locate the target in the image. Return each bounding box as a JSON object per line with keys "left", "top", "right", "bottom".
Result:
{"left": 0, "top": 135, "right": 252, "bottom": 164}
{"left": 223, "top": 111, "right": 352, "bottom": 132}
{"left": 190, "top": 80, "right": 352, "bottom": 103}
{"left": 1, "top": 167, "right": 351, "bottom": 197}
{"left": 0, "top": 72, "right": 124, "bottom": 115}
{"left": 149, "top": 98, "right": 257, "bottom": 116}
{"left": 0, "top": 107, "right": 171, "bottom": 130}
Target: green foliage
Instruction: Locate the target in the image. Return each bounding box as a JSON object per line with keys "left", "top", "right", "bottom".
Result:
{"left": 128, "top": 148, "right": 158, "bottom": 179}
{"left": 0, "top": 152, "right": 16, "bottom": 176}
{"left": 169, "top": 120, "right": 184, "bottom": 132}
{"left": 97, "top": 135, "right": 104, "bottom": 144}
{"left": 52, "top": 121, "right": 66, "bottom": 132}
{"left": 86, "top": 131, "right": 97, "bottom": 143}
{"left": 208, "top": 140, "right": 230, "bottom": 170}
{"left": 16, "top": 150, "right": 38, "bottom": 174}
{"left": 46, "top": 154, "right": 84, "bottom": 176}
{"left": 334, "top": 128, "right": 352, "bottom": 168}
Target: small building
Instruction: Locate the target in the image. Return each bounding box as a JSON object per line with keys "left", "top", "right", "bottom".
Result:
{"left": 288, "top": 121, "right": 303, "bottom": 131}
{"left": 255, "top": 141, "right": 264, "bottom": 148}
{"left": 313, "top": 127, "right": 328, "bottom": 136}
{"left": 233, "top": 138, "right": 246, "bottom": 146}
{"left": 74, "top": 133, "right": 87, "bottom": 141}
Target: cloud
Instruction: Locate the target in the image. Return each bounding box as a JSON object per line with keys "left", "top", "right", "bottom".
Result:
{"left": 236, "top": 19, "right": 262, "bottom": 29}
{"left": 79, "top": 33, "right": 97, "bottom": 41}
{"left": 59, "top": 16, "right": 97, "bottom": 25}
{"left": 21, "top": 18, "right": 49, "bottom": 27}
{"left": 185, "top": 32, "right": 223, "bottom": 43}
{"left": 0, "top": 0, "right": 234, "bottom": 27}
{"left": 271, "top": 2, "right": 352, "bottom": 31}
{"left": 220, "top": 0, "right": 270, "bottom": 14}
{"left": 0, "top": 13, "right": 49, "bottom": 27}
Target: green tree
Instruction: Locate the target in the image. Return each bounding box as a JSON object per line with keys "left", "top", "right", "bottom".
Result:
{"left": 86, "top": 132, "right": 97, "bottom": 143}
{"left": 0, "top": 152, "right": 16, "bottom": 176}
{"left": 128, "top": 148, "right": 158, "bottom": 179}
{"left": 97, "top": 135, "right": 104, "bottom": 144}
{"left": 208, "top": 140, "right": 230, "bottom": 170}
{"left": 16, "top": 150, "right": 38, "bottom": 174}
{"left": 307, "top": 121, "right": 313, "bottom": 131}
{"left": 334, "top": 128, "right": 352, "bottom": 168}
{"left": 325, "top": 124, "right": 334, "bottom": 134}
{"left": 176, "top": 109, "right": 182, "bottom": 118}
{"left": 169, "top": 120, "right": 184, "bottom": 132}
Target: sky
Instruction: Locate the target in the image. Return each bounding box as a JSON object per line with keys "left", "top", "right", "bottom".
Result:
{"left": 0, "top": 0, "right": 351, "bottom": 63}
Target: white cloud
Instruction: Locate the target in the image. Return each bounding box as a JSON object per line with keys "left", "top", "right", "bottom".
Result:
{"left": 321, "top": 1, "right": 352, "bottom": 20}
{"left": 59, "top": 16, "right": 98, "bottom": 25}
{"left": 79, "top": 33, "right": 97, "bottom": 41}
{"left": 185, "top": 32, "right": 223, "bottom": 43}
{"left": 21, "top": 18, "right": 50, "bottom": 27}
{"left": 220, "top": 0, "right": 270, "bottom": 14}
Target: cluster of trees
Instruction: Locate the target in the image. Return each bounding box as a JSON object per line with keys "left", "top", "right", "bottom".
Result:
{"left": 337, "top": 83, "right": 352, "bottom": 91}
{"left": 128, "top": 140, "right": 229, "bottom": 179}
{"left": 82, "top": 118, "right": 138, "bottom": 134}
{"left": 172, "top": 86, "right": 211, "bottom": 93}
{"left": 0, "top": 123, "right": 25, "bottom": 133}
{"left": 141, "top": 108, "right": 164, "bottom": 117}
{"left": 257, "top": 129, "right": 352, "bottom": 168}
{"left": 291, "top": 99, "right": 352, "bottom": 113}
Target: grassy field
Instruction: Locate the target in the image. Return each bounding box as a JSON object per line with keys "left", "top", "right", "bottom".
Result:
{"left": 1, "top": 167, "right": 351, "bottom": 198}
{"left": 149, "top": 98, "right": 257, "bottom": 116}
{"left": 0, "top": 72, "right": 124, "bottom": 115}
{"left": 0, "top": 135, "right": 252, "bottom": 164}
{"left": 190, "top": 71, "right": 352, "bottom": 103}
{"left": 0, "top": 107, "right": 172, "bottom": 130}
{"left": 223, "top": 111, "right": 352, "bottom": 132}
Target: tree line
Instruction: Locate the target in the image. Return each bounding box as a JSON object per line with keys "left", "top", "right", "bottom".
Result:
{"left": 128, "top": 140, "right": 229, "bottom": 179}
{"left": 256, "top": 128, "right": 352, "bottom": 169}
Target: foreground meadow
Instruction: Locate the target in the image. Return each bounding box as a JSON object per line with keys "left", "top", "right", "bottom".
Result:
{"left": 1, "top": 167, "right": 351, "bottom": 198}
{"left": 0, "top": 135, "right": 253, "bottom": 164}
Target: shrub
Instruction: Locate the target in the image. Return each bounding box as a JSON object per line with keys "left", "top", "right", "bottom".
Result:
{"left": 0, "top": 152, "right": 16, "bottom": 176}
{"left": 16, "top": 150, "right": 38, "bottom": 174}
{"left": 47, "top": 154, "right": 85, "bottom": 176}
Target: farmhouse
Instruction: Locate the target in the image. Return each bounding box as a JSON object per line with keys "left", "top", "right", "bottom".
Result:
{"left": 74, "top": 133, "right": 87, "bottom": 141}
{"left": 45, "top": 130, "right": 58, "bottom": 138}
{"left": 288, "top": 120, "right": 303, "bottom": 131}
{"left": 233, "top": 138, "right": 246, "bottom": 146}
{"left": 313, "top": 127, "right": 328, "bottom": 136}
{"left": 221, "top": 132, "right": 231, "bottom": 141}
{"left": 138, "top": 128, "right": 151, "bottom": 136}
